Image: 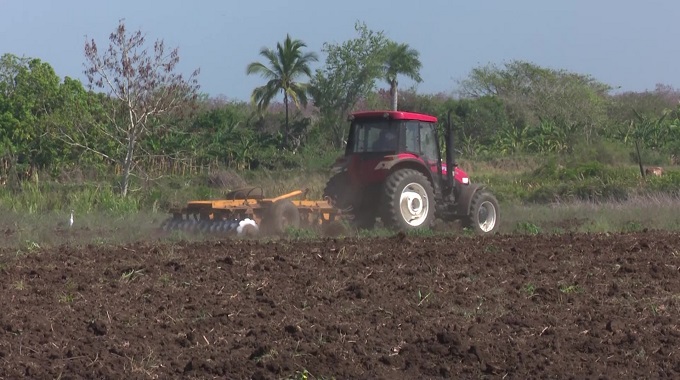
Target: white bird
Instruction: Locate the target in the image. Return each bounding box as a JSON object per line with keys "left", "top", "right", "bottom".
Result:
{"left": 69, "top": 210, "right": 74, "bottom": 228}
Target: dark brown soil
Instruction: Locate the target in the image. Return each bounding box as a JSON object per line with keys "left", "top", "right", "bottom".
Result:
{"left": 1, "top": 231, "right": 680, "bottom": 379}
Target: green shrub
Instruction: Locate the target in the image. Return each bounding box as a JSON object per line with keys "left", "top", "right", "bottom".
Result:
{"left": 515, "top": 222, "right": 540, "bottom": 235}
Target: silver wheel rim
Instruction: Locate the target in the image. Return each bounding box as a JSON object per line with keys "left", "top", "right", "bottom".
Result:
{"left": 399, "top": 182, "right": 429, "bottom": 227}
{"left": 477, "top": 201, "right": 497, "bottom": 232}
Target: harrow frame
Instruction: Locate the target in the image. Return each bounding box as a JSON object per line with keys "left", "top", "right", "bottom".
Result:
{"left": 164, "top": 188, "right": 343, "bottom": 235}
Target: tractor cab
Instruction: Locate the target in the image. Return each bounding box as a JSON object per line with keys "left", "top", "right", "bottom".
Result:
{"left": 346, "top": 111, "right": 437, "bottom": 156}
{"left": 338, "top": 111, "right": 469, "bottom": 189}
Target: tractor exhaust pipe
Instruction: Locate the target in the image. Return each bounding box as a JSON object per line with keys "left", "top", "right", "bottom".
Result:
{"left": 445, "top": 110, "right": 456, "bottom": 192}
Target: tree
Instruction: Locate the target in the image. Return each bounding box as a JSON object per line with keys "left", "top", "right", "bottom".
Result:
{"left": 459, "top": 60, "right": 611, "bottom": 149}
{"left": 382, "top": 42, "right": 422, "bottom": 111}
{"left": 309, "top": 21, "right": 388, "bottom": 147}
{"left": 0, "top": 54, "right": 29, "bottom": 97}
{"left": 81, "top": 19, "right": 199, "bottom": 196}
{"left": 246, "top": 34, "right": 317, "bottom": 148}
{"left": 0, "top": 54, "right": 63, "bottom": 182}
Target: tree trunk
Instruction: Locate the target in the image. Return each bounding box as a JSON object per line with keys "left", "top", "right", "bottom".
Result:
{"left": 334, "top": 122, "right": 344, "bottom": 148}
{"left": 390, "top": 79, "right": 398, "bottom": 111}
{"left": 121, "top": 135, "right": 136, "bottom": 197}
{"left": 635, "top": 139, "right": 645, "bottom": 178}
{"left": 332, "top": 108, "right": 350, "bottom": 148}
{"left": 284, "top": 93, "right": 289, "bottom": 148}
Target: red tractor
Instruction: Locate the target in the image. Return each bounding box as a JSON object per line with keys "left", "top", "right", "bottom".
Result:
{"left": 323, "top": 110, "right": 499, "bottom": 234}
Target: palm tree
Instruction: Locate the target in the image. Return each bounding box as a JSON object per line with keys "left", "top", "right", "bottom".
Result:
{"left": 246, "top": 35, "right": 318, "bottom": 147}
{"left": 383, "top": 42, "right": 422, "bottom": 111}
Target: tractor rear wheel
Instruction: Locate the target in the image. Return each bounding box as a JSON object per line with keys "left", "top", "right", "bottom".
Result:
{"left": 464, "top": 190, "right": 499, "bottom": 234}
{"left": 323, "top": 173, "right": 375, "bottom": 229}
{"left": 263, "top": 199, "right": 300, "bottom": 235}
{"left": 382, "top": 169, "right": 435, "bottom": 231}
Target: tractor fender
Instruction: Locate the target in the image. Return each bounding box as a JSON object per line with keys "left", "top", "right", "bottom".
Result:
{"left": 382, "top": 158, "right": 436, "bottom": 186}
{"left": 376, "top": 156, "right": 424, "bottom": 172}
{"left": 456, "top": 183, "right": 483, "bottom": 216}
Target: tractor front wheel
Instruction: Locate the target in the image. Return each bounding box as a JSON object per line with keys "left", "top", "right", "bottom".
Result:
{"left": 464, "top": 190, "right": 499, "bottom": 234}
{"left": 382, "top": 169, "right": 435, "bottom": 231}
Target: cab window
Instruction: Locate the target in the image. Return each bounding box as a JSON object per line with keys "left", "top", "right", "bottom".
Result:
{"left": 404, "top": 121, "right": 438, "bottom": 163}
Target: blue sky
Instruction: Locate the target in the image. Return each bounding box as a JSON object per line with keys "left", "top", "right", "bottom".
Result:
{"left": 1, "top": 0, "right": 677, "bottom": 101}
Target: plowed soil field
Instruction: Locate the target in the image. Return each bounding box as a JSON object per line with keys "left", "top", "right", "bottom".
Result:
{"left": 1, "top": 231, "right": 680, "bottom": 379}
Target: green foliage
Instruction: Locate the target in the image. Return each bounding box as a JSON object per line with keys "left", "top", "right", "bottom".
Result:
{"left": 452, "top": 96, "right": 510, "bottom": 153}
{"left": 619, "top": 109, "right": 675, "bottom": 151}
{"left": 555, "top": 161, "right": 607, "bottom": 181}
{"left": 475, "top": 157, "right": 646, "bottom": 204}
{"left": 567, "top": 137, "right": 631, "bottom": 166}
{"left": 382, "top": 41, "right": 422, "bottom": 111}
{"left": 460, "top": 60, "right": 611, "bottom": 153}
{"left": 640, "top": 170, "right": 680, "bottom": 195}
{"left": 525, "top": 179, "right": 630, "bottom": 204}
{"left": 173, "top": 100, "right": 267, "bottom": 170}
{"left": 356, "top": 228, "right": 394, "bottom": 238}
{"left": 0, "top": 180, "right": 142, "bottom": 215}
{"left": 522, "top": 283, "right": 536, "bottom": 297}
{"left": 623, "top": 221, "right": 643, "bottom": 232}
{"left": 58, "top": 293, "right": 75, "bottom": 303}
{"left": 121, "top": 268, "right": 144, "bottom": 283}
{"left": 0, "top": 53, "right": 74, "bottom": 176}
{"left": 284, "top": 369, "right": 335, "bottom": 380}
{"left": 530, "top": 160, "right": 615, "bottom": 182}
{"left": 22, "top": 240, "right": 41, "bottom": 253}
{"left": 515, "top": 222, "right": 540, "bottom": 235}
{"left": 285, "top": 227, "right": 318, "bottom": 240}
{"left": 559, "top": 284, "right": 583, "bottom": 294}
{"left": 406, "top": 228, "right": 437, "bottom": 237}
{"left": 416, "top": 288, "right": 433, "bottom": 306}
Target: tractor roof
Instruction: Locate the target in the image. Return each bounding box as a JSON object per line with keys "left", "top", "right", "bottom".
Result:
{"left": 350, "top": 111, "right": 438, "bottom": 123}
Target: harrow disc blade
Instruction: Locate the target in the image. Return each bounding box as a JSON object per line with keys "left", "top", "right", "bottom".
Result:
{"left": 160, "top": 217, "right": 259, "bottom": 236}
